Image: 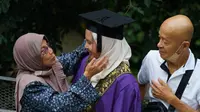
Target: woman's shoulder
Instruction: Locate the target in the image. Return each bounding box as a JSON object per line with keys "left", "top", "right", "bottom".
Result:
{"left": 18, "top": 74, "right": 47, "bottom": 89}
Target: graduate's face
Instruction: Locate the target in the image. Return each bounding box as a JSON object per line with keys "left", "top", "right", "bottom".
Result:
{"left": 85, "top": 29, "right": 100, "bottom": 59}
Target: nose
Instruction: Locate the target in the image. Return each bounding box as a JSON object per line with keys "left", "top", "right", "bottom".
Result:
{"left": 157, "top": 39, "right": 163, "bottom": 48}
{"left": 85, "top": 42, "right": 89, "bottom": 49}
{"left": 48, "top": 47, "right": 54, "bottom": 55}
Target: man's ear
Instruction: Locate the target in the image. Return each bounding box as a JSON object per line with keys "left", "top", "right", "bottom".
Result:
{"left": 183, "top": 41, "right": 190, "bottom": 49}
{"left": 177, "top": 41, "right": 189, "bottom": 54}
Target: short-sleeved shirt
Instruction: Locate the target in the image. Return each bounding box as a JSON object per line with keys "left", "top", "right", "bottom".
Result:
{"left": 138, "top": 49, "right": 200, "bottom": 110}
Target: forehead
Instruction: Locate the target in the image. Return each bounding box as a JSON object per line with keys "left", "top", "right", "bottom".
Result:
{"left": 85, "top": 29, "right": 93, "bottom": 40}
{"left": 159, "top": 24, "right": 176, "bottom": 41}
{"left": 159, "top": 21, "right": 185, "bottom": 43}
{"left": 41, "top": 39, "right": 48, "bottom": 46}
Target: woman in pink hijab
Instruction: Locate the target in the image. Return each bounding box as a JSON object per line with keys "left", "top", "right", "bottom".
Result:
{"left": 13, "top": 33, "right": 107, "bottom": 112}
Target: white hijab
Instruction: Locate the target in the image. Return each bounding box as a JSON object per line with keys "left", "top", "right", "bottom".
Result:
{"left": 90, "top": 32, "right": 132, "bottom": 87}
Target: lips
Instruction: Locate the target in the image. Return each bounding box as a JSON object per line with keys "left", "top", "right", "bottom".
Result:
{"left": 159, "top": 50, "right": 165, "bottom": 55}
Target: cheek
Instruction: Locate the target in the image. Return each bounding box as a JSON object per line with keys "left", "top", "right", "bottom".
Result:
{"left": 42, "top": 57, "right": 49, "bottom": 65}
{"left": 92, "top": 43, "right": 97, "bottom": 53}
{"left": 42, "top": 56, "right": 54, "bottom": 67}
{"left": 92, "top": 43, "right": 101, "bottom": 58}
{"left": 166, "top": 45, "right": 176, "bottom": 53}
{"left": 86, "top": 44, "right": 92, "bottom": 52}
{"left": 162, "top": 44, "right": 171, "bottom": 52}
{"left": 87, "top": 43, "right": 96, "bottom": 53}
{"left": 159, "top": 46, "right": 170, "bottom": 58}
{"left": 163, "top": 46, "right": 176, "bottom": 57}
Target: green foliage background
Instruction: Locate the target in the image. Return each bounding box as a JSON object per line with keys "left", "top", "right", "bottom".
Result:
{"left": 0, "top": 0, "right": 200, "bottom": 76}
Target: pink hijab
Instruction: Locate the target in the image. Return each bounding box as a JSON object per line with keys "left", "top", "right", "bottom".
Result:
{"left": 13, "top": 33, "right": 68, "bottom": 111}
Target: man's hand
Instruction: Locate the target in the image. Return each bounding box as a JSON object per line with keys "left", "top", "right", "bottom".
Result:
{"left": 151, "top": 78, "right": 199, "bottom": 112}
{"left": 151, "top": 78, "right": 176, "bottom": 104}
{"left": 84, "top": 56, "right": 108, "bottom": 79}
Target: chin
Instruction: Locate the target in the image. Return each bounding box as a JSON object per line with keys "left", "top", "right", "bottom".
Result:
{"left": 51, "top": 60, "right": 57, "bottom": 65}
{"left": 159, "top": 53, "right": 167, "bottom": 60}
{"left": 45, "top": 61, "right": 57, "bottom": 68}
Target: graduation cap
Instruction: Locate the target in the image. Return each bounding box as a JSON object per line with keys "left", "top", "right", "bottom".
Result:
{"left": 79, "top": 9, "right": 134, "bottom": 52}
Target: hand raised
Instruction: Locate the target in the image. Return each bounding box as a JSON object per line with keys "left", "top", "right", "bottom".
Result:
{"left": 84, "top": 56, "right": 108, "bottom": 79}
{"left": 151, "top": 78, "right": 176, "bottom": 104}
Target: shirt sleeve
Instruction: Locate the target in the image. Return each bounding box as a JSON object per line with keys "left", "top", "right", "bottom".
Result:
{"left": 20, "top": 76, "right": 99, "bottom": 112}
{"left": 57, "top": 41, "right": 88, "bottom": 75}
{"left": 137, "top": 51, "right": 151, "bottom": 84}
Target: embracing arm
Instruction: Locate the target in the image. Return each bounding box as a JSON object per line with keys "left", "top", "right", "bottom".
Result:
{"left": 20, "top": 76, "right": 99, "bottom": 112}
{"left": 57, "top": 41, "right": 88, "bottom": 75}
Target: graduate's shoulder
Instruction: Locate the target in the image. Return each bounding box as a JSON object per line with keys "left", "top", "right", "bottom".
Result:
{"left": 114, "top": 73, "right": 138, "bottom": 90}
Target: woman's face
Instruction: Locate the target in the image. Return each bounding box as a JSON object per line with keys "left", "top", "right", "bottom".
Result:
{"left": 41, "top": 39, "right": 56, "bottom": 67}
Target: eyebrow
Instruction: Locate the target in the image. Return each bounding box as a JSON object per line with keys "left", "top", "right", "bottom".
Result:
{"left": 159, "top": 34, "right": 170, "bottom": 41}
{"left": 85, "top": 38, "right": 92, "bottom": 43}
{"left": 41, "top": 45, "right": 49, "bottom": 49}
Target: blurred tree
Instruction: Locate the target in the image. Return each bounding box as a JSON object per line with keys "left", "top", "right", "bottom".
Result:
{"left": 0, "top": 0, "right": 200, "bottom": 76}
{"left": 121, "top": 0, "right": 200, "bottom": 74}
{"left": 0, "top": 0, "right": 98, "bottom": 76}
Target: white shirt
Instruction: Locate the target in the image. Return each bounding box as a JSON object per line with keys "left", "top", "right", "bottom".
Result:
{"left": 138, "top": 49, "right": 200, "bottom": 111}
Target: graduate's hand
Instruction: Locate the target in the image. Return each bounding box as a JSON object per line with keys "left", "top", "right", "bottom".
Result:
{"left": 84, "top": 56, "right": 108, "bottom": 79}
{"left": 151, "top": 78, "right": 176, "bottom": 104}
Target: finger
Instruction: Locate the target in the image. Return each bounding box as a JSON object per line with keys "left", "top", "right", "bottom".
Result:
{"left": 88, "top": 58, "right": 96, "bottom": 66}
{"left": 151, "top": 90, "right": 157, "bottom": 96}
{"left": 158, "top": 78, "right": 167, "bottom": 86}
{"left": 152, "top": 91, "right": 159, "bottom": 98}
{"left": 151, "top": 80, "right": 161, "bottom": 88}
{"left": 98, "top": 58, "right": 108, "bottom": 69}
{"left": 96, "top": 56, "right": 108, "bottom": 67}
{"left": 151, "top": 88, "right": 157, "bottom": 97}
{"left": 151, "top": 80, "right": 164, "bottom": 93}
{"left": 151, "top": 83, "right": 160, "bottom": 93}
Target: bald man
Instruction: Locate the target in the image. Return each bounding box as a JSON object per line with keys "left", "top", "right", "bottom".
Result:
{"left": 138, "top": 15, "right": 200, "bottom": 112}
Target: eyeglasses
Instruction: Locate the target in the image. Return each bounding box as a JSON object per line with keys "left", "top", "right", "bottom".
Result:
{"left": 41, "top": 46, "right": 51, "bottom": 56}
